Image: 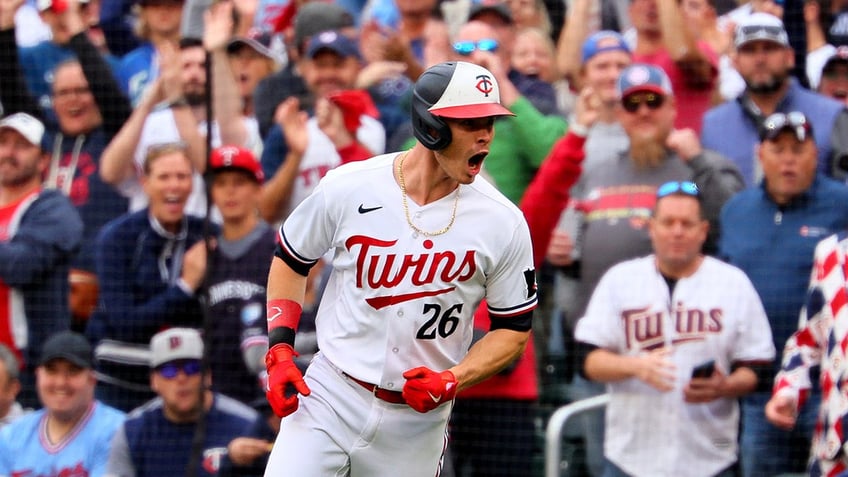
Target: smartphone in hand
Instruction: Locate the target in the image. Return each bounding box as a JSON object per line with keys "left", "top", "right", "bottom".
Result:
{"left": 691, "top": 360, "right": 715, "bottom": 378}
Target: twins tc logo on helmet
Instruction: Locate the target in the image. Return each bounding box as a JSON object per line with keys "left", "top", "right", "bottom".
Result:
{"left": 475, "top": 75, "right": 493, "bottom": 97}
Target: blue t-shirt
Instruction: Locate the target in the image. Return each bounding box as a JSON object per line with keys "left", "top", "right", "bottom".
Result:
{"left": 0, "top": 401, "right": 125, "bottom": 477}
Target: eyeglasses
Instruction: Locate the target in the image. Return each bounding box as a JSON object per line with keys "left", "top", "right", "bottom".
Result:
{"left": 656, "top": 181, "right": 699, "bottom": 199}
{"left": 53, "top": 86, "right": 91, "bottom": 99}
{"left": 156, "top": 360, "right": 202, "bottom": 379}
{"left": 760, "top": 111, "right": 811, "bottom": 142}
{"left": 453, "top": 39, "right": 499, "bottom": 56}
{"left": 621, "top": 92, "right": 664, "bottom": 113}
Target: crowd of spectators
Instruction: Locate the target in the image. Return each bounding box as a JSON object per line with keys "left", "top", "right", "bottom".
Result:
{"left": 0, "top": 0, "right": 847, "bottom": 474}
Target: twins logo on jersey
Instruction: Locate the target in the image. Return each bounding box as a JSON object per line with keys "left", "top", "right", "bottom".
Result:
{"left": 623, "top": 303, "right": 723, "bottom": 350}
{"left": 202, "top": 447, "right": 228, "bottom": 474}
{"left": 345, "top": 235, "right": 476, "bottom": 310}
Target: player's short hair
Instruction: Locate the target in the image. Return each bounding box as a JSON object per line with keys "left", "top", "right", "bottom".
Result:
{"left": 143, "top": 141, "right": 191, "bottom": 175}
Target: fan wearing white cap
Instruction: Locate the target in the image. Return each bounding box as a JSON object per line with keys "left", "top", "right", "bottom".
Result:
{"left": 263, "top": 61, "right": 537, "bottom": 476}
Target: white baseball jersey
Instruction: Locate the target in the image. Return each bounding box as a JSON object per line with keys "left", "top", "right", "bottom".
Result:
{"left": 574, "top": 255, "right": 775, "bottom": 477}
{"left": 278, "top": 152, "right": 538, "bottom": 390}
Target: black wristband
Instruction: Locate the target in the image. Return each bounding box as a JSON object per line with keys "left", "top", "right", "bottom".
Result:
{"left": 269, "top": 327, "right": 296, "bottom": 348}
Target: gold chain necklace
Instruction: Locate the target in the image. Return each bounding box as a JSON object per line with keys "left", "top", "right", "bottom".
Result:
{"left": 397, "top": 152, "right": 459, "bottom": 237}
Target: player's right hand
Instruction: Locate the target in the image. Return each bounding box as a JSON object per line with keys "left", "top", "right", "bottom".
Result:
{"left": 265, "top": 344, "right": 311, "bottom": 417}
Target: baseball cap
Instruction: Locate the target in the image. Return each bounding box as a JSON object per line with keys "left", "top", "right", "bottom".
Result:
{"left": 582, "top": 31, "right": 631, "bottom": 64}
{"left": 734, "top": 13, "right": 789, "bottom": 49}
{"left": 306, "top": 30, "right": 361, "bottom": 60}
{"left": 294, "top": 2, "right": 355, "bottom": 48}
{"left": 618, "top": 63, "right": 674, "bottom": 98}
{"left": 759, "top": 111, "right": 813, "bottom": 142}
{"left": 617, "top": 64, "right": 673, "bottom": 98}
{"left": 227, "top": 29, "right": 282, "bottom": 64}
{"left": 210, "top": 145, "right": 264, "bottom": 183}
{"left": 36, "top": 0, "right": 89, "bottom": 12}
{"left": 823, "top": 46, "right": 848, "bottom": 75}
{"left": 468, "top": 0, "right": 513, "bottom": 25}
{"left": 0, "top": 113, "right": 45, "bottom": 147}
{"left": 150, "top": 328, "right": 203, "bottom": 368}
{"left": 425, "top": 61, "right": 515, "bottom": 118}
{"left": 39, "top": 331, "right": 93, "bottom": 369}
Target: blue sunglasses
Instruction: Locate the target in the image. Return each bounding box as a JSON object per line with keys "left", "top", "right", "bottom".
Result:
{"left": 156, "top": 360, "right": 202, "bottom": 379}
{"left": 656, "top": 181, "right": 699, "bottom": 199}
{"left": 453, "top": 39, "right": 499, "bottom": 56}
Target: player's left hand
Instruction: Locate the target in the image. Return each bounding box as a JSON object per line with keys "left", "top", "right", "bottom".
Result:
{"left": 683, "top": 367, "right": 726, "bottom": 403}
{"left": 402, "top": 367, "right": 457, "bottom": 413}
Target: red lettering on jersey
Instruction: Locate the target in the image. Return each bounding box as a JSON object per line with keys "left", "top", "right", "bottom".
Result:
{"left": 13, "top": 462, "right": 89, "bottom": 477}
{"left": 345, "top": 235, "right": 477, "bottom": 308}
{"left": 623, "top": 307, "right": 664, "bottom": 350}
{"left": 623, "top": 304, "right": 724, "bottom": 350}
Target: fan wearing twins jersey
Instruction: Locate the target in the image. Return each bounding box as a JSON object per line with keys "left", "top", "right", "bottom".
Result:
{"left": 262, "top": 61, "right": 538, "bottom": 476}
{"left": 574, "top": 182, "right": 775, "bottom": 477}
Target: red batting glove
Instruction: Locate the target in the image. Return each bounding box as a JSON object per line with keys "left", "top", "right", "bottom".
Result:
{"left": 402, "top": 367, "right": 458, "bottom": 413}
{"left": 265, "top": 344, "right": 311, "bottom": 417}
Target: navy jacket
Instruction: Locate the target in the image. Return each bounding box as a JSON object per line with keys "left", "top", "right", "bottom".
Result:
{"left": 0, "top": 189, "right": 82, "bottom": 370}
{"left": 719, "top": 175, "right": 848, "bottom": 359}
{"left": 87, "top": 210, "right": 210, "bottom": 389}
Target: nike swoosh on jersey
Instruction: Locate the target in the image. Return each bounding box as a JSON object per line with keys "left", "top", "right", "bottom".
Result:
{"left": 358, "top": 204, "right": 383, "bottom": 214}
{"left": 365, "top": 287, "right": 455, "bottom": 310}
{"left": 427, "top": 391, "right": 441, "bottom": 402}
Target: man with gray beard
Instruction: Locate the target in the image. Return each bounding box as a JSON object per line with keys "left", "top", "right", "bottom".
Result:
{"left": 702, "top": 13, "right": 848, "bottom": 187}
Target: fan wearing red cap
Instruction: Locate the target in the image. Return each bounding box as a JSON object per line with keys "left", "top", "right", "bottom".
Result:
{"left": 180, "top": 145, "right": 278, "bottom": 405}
{"left": 263, "top": 61, "right": 537, "bottom": 476}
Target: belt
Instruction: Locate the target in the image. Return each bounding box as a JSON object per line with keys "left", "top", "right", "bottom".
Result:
{"left": 344, "top": 373, "right": 407, "bottom": 404}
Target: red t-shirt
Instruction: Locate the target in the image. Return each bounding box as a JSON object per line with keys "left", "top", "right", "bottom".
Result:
{"left": 633, "top": 41, "right": 718, "bottom": 134}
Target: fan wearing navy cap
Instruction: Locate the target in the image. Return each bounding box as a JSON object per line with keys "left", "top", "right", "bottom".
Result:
{"left": 0, "top": 330, "right": 125, "bottom": 476}
{"left": 180, "top": 145, "right": 279, "bottom": 405}
{"left": 808, "top": 45, "right": 848, "bottom": 106}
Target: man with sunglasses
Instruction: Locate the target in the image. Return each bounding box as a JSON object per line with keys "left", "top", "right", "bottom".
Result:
{"left": 702, "top": 13, "right": 848, "bottom": 187}
{"left": 105, "top": 327, "right": 257, "bottom": 477}
{"left": 719, "top": 111, "right": 848, "bottom": 476}
{"left": 573, "top": 181, "right": 774, "bottom": 477}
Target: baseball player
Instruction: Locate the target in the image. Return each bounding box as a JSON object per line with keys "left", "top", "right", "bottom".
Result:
{"left": 574, "top": 181, "right": 775, "bottom": 477}
{"left": 263, "top": 61, "right": 538, "bottom": 476}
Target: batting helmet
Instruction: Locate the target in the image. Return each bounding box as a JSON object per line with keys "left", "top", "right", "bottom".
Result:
{"left": 411, "top": 61, "right": 514, "bottom": 150}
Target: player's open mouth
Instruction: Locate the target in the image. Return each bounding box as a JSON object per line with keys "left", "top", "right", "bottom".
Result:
{"left": 468, "top": 152, "right": 487, "bottom": 170}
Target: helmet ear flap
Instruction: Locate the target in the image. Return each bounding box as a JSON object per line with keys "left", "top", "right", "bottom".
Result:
{"left": 411, "top": 91, "right": 452, "bottom": 150}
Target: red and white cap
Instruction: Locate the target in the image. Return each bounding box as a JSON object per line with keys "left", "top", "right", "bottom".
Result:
{"left": 427, "top": 61, "right": 515, "bottom": 119}
{"left": 210, "top": 145, "right": 264, "bottom": 184}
